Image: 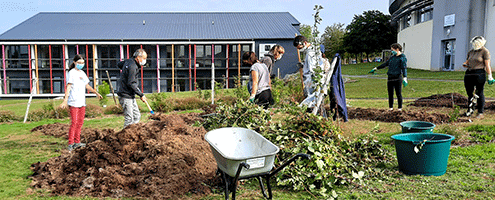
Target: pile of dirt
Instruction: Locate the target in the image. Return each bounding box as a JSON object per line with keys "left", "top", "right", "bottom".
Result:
{"left": 409, "top": 93, "right": 469, "bottom": 108}
{"left": 29, "top": 113, "right": 217, "bottom": 199}
{"left": 347, "top": 107, "right": 469, "bottom": 124}
{"left": 410, "top": 93, "right": 495, "bottom": 109}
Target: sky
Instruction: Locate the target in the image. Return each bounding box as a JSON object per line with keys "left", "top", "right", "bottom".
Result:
{"left": 0, "top": 0, "right": 390, "bottom": 35}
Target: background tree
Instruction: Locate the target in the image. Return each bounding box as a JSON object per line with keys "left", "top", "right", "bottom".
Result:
{"left": 299, "top": 24, "right": 313, "bottom": 43}
{"left": 321, "top": 22, "right": 345, "bottom": 58}
{"left": 343, "top": 10, "right": 397, "bottom": 62}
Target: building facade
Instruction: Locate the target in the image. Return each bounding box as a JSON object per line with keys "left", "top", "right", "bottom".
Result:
{"left": 389, "top": 0, "right": 495, "bottom": 71}
{"left": 0, "top": 12, "right": 301, "bottom": 96}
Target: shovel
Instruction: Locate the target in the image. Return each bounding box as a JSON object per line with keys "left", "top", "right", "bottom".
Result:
{"left": 144, "top": 99, "right": 155, "bottom": 115}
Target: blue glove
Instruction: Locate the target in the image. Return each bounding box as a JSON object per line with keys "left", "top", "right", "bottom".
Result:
{"left": 403, "top": 77, "right": 408, "bottom": 87}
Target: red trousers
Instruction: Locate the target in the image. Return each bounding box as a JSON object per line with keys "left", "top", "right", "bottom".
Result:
{"left": 68, "top": 106, "right": 86, "bottom": 145}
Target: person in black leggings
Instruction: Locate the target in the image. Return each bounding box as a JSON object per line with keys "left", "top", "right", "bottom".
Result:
{"left": 463, "top": 36, "right": 493, "bottom": 118}
{"left": 369, "top": 43, "right": 408, "bottom": 111}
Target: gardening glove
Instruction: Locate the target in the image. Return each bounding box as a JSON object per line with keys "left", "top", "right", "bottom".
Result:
{"left": 248, "top": 94, "right": 256, "bottom": 103}
{"left": 296, "top": 62, "right": 304, "bottom": 69}
{"left": 368, "top": 67, "right": 377, "bottom": 74}
{"left": 403, "top": 77, "right": 408, "bottom": 87}
{"left": 488, "top": 74, "right": 495, "bottom": 85}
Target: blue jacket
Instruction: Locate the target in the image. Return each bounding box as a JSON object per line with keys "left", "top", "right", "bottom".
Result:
{"left": 331, "top": 54, "right": 348, "bottom": 122}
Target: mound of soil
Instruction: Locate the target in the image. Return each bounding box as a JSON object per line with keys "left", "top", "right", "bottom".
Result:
{"left": 348, "top": 107, "right": 469, "bottom": 124}
{"left": 410, "top": 93, "right": 495, "bottom": 109}
{"left": 30, "top": 113, "right": 217, "bottom": 199}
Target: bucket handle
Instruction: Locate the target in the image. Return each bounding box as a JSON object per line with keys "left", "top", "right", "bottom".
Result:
{"left": 413, "top": 136, "right": 435, "bottom": 153}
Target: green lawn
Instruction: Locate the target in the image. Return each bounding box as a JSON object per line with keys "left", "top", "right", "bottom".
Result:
{"left": 342, "top": 63, "right": 466, "bottom": 80}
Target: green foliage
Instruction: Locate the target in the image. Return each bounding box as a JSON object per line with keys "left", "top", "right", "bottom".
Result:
{"left": 232, "top": 76, "right": 249, "bottom": 100}
{"left": 343, "top": 10, "right": 397, "bottom": 55}
{"left": 149, "top": 92, "right": 209, "bottom": 113}
{"left": 202, "top": 99, "right": 271, "bottom": 132}
{"left": 322, "top": 23, "right": 346, "bottom": 57}
{"left": 97, "top": 81, "right": 110, "bottom": 106}
{"left": 27, "top": 102, "right": 102, "bottom": 121}
{"left": 262, "top": 111, "right": 392, "bottom": 198}
{"left": 0, "top": 110, "right": 18, "bottom": 122}
{"left": 449, "top": 105, "right": 461, "bottom": 123}
{"left": 299, "top": 24, "right": 313, "bottom": 43}
{"left": 466, "top": 125, "right": 495, "bottom": 143}
{"left": 271, "top": 75, "right": 305, "bottom": 106}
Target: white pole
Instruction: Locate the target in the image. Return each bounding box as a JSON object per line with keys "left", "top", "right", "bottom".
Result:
{"left": 23, "top": 78, "right": 37, "bottom": 123}
{"left": 211, "top": 63, "right": 215, "bottom": 104}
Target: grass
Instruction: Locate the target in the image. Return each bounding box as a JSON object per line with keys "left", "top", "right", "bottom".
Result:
{"left": 1, "top": 69, "right": 495, "bottom": 199}
{"left": 342, "top": 62, "right": 466, "bottom": 80}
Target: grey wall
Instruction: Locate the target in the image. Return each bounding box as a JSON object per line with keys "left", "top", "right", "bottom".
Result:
{"left": 431, "top": 0, "right": 487, "bottom": 71}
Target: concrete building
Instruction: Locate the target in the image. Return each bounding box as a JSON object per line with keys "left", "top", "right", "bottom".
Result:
{"left": 0, "top": 12, "right": 301, "bottom": 96}
{"left": 389, "top": 0, "right": 495, "bottom": 71}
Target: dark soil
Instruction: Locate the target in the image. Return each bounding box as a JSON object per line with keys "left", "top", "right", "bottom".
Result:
{"left": 410, "top": 92, "right": 495, "bottom": 109}
{"left": 30, "top": 112, "right": 217, "bottom": 199}
{"left": 347, "top": 107, "right": 469, "bottom": 124}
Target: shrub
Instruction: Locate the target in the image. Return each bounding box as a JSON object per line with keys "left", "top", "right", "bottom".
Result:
{"left": 104, "top": 104, "right": 123, "bottom": 114}
{"left": 149, "top": 92, "right": 209, "bottom": 113}
{"left": 85, "top": 104, "right": 103, "bottom": 118}
{"left": 98, "top": 81, "right": 110, "bottom": 106}
{"left": 466, "top": 125, "right": 495, "bottom": 143}
{"left": 0, "top": 110, "right": 18, "bottom": 122}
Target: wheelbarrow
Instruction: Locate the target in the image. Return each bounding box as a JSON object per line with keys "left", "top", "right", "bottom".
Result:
{"left": 205, "top": 127, "right": 310, "bottom": 200}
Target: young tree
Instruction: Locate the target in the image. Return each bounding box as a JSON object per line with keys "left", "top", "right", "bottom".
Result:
{"left": 299, "top": 24, "right": 314, "bottom": 43}
{"left": 343, "top": 10, "right": 397, "bottom": 61}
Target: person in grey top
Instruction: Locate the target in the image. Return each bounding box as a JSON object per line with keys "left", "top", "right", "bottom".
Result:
{"left": 244, "top": 51, "right": 274, "bottom": 108}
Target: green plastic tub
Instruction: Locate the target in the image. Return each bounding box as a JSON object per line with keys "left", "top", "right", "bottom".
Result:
{"left": 400, "top": 121, "right": 436, "bottom": 133}
{"left": 391, "top": 133, "right": 455, "bottom": 176}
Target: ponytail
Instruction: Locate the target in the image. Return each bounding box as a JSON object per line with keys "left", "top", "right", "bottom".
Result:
{"left": 68, "top": 54, "right": 84, "bottom": 72}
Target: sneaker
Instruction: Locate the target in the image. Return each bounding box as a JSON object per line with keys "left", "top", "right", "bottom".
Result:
{"left": 476, "top": 114, "right": 484, "bottom": 119}
{"left": 389, "top": 108, "right": 393, "bottom": 111}
{"left": 68, "top": 144, "right": 74, "bottom": 151}
{"left": 398, "top": 108, "right": 402, "bottom": 111}
{"left": 73, "top": 143, "right": 86, "bottom": 149}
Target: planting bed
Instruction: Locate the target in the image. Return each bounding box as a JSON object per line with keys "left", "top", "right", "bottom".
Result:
{"left": 29, "top": 113, "right": 217, "bottom": 199}
{"left": 347, "top": 107, "right": 469, "bottom": 124}
{"left": 410, "top": 93, "right": 495, "bottom": 109}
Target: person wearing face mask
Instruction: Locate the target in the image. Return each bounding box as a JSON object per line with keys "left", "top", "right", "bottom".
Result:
{"left": 244, "top": 51, "right": 274, "bottom": 109}
{"left": 260, "top": 44, "right": 285, "bottom": 77}
{"left": 293, "top": 35, "right": 325, "bottom": 97}
{"left": 60, "top": 54, "right": 102, "bottom": 151}
{"left": 117, "top": 49, "right": 148, "bottom": 128}
{"left": 462, "top": 36, "right": 493, "bottom": 118}
{"left": 369, "top": 43, "right": 407, "bottom": 111}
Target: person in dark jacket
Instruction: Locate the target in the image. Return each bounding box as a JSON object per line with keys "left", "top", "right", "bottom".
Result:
{"left": 260, "top": 44, "right": 285, "bottom": 76}
{"left": 117, "top": 49, "right": 148, "bottom": 128}
{"left": 369, "top": 43, "right": 408, "bottom": 111}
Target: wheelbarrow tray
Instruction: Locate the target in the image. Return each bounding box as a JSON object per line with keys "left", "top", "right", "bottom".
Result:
{"left": 205, "top": 127, "right": 279, "bottom": 178}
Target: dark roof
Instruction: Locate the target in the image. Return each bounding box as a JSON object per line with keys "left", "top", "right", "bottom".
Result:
{"left": 0, "top": 12, "right": 300, "bottom": 41}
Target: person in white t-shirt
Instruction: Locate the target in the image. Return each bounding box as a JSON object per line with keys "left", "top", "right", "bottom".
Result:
{"left": 59, "top": 54, "right": 102, "bottom": 151}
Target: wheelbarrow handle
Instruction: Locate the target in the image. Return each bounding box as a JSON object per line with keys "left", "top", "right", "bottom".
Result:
{"left": 269, "top": 153, "right": 311, "bottom": 177}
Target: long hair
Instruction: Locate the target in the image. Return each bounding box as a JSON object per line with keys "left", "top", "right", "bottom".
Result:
{"left": 68, "top": 54, "right": 84, "bottom": 71}
{"left": 242, "top": 51, "right": 258, "bottom": 66}
{"left": 269, "top": 45, "right": 285, "bottom": 58}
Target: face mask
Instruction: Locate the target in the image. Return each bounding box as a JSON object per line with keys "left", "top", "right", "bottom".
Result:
{"left": 276, "top": 54, "right": 283, "bottom": 61}
{"left": 139, "top": 58, "right": 147, "bottom": 66}
{"left": 76, "top": 64, "right": 84, "bottom": 70}
{"left": 391, "top": 50, "right": 397, "bottom": 56}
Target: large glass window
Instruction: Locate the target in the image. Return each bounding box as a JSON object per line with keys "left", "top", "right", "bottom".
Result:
{"left": 5, "top": 45, "right": 29, "bottom": 69}
{"left": 417, "top": 6, "right": 433, "bottom": 24}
